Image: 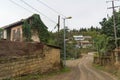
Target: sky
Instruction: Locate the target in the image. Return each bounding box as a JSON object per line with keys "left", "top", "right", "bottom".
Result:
{"left": 0, "top": 0, "right": 120, "bottom": 31}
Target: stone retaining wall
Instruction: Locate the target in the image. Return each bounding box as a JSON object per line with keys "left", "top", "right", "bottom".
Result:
{"left": 0, "top": 40, "right": 61, "bottom": 79}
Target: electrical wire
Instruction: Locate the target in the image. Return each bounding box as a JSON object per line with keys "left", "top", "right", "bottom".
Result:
{"left": 37, "top": 0, "right": 66, "bottom": 17}
{"left": 10, "top": 0, "right": 59, "bottom": 32}
{"left": 9, "top": 0, "right": 33, "bottom": 13}
{"left": 20, "top": 0, "right": 57, "bottom": 24}
{"left": 9, "top": 0, "right": 58, "bottom": 32}
{"left": 36, "top": 0, "right": 64, "bottom": 31}
{"left": 51, "top": 24, "right": 58, "bottom": 32}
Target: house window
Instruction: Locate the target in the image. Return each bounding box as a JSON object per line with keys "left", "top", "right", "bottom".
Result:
{"left": 12, "top": 30, "right": 16, "bottom": 41}
{"left": 12, "top": 28, "right": 20, "bottom": 41}
{"left": 16, "top": 28, "right": 21, "bottom": 41}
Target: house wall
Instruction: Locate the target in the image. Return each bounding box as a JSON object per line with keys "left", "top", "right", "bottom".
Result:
{"left": 3, "top": 30, "right": 7, "bottom": 39}
{"left": 5, "top": 25, "right": 40, "bottom": 42}
{"left": 1, "top": 29, "right": 9, "bottom": 40}
{"left": 31, "top": 32, "right": 40, "bottom": 42}
{"left": 10, "top": 25, "right": 23, "bottom": 41}
{"left": 73, "top": 35, "right": 84, "bottom": 41}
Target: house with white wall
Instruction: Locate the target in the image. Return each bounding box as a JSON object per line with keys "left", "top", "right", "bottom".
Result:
{"left": 73, "top": 35, "right": 92, "bottom": 48}
{"left": 1, "top": 14, "right": 46, "bottom": 42}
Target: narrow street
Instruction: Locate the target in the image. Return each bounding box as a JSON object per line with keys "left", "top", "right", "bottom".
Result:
{"left": 43, "top": 53, "right": 118, "bottom": 80}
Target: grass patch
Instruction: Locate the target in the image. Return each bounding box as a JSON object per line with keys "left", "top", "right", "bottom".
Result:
{"left": 60, "top": 67, "right": 70, "bottom": 73}
{"left": 4, "top": 67, "right": 70, "bottom": 80}
{"left": 93, "top": 64, "right": 117, "bottom": 75}
{"left": 93, "top": 64, "right": 119, "bottom": 79}
{"left": 93, "top": 64, "right": 105, "bottom": 71}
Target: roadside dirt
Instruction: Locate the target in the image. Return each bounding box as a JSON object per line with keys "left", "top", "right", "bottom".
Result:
{"left": 41, "top": 59, "right": 80, "bottom": 80}
{"left": 40, "top": 53, "right": 118, "bottom": 80}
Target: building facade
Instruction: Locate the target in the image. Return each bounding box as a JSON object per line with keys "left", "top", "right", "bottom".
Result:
{"left": 1, "top": 14, "right": 46, "bottom": 42}
{"left": 73, "top": 35, "right": 92, "bottom": 48}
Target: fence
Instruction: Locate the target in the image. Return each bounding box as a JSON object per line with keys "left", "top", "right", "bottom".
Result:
{"left": 93, "top": 56, "right": 112, "bottom": 66}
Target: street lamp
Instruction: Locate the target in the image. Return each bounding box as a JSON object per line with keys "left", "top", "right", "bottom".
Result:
{"left": 63, "top": 16, "right": 72, "bottom": 67}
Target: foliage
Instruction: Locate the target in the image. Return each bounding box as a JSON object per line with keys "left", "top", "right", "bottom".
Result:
{"left": 95, "top": 11, "right": 120, "bottom": 56}
{"left": 50, "top": 27, "right": 101, "bottom": 59}
{"left": 23, "top": 14, "right": 49, "bottom": 43}
{"left": 66, "top": 42, "right": 80, "bottom": 59}
{"left": 48, "top": 32, "right": 58, "bottom": 45}
{"left": 100, "top": 10, "right": 120, "bottom": 47}
{"left": 31, "top": 14, "right": 49, "bottom": 43}
{"left": 100, "top": 18, "right": 114, "bottom": 37}
{"left": 23, "top": 20, "right": 32, "bottom": 41}
{"left": 93, "top": 34, "right": 110, "bottom": 56}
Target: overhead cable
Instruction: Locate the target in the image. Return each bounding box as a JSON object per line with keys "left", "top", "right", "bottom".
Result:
{"left": 37, "top": 0, "right": 66, "bottom": 17}
{"left": 21, "top": 0, "right": 57, "bottom": 24}
{"left": 9, "top": 0, "right": 33, "bottom": 13}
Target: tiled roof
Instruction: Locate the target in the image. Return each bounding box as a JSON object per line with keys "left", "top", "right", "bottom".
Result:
{"left": 1, "top": 15, "right": 33, "bottom": 29}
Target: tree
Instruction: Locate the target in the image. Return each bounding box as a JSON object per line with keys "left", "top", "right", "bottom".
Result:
{"left": 100, "top": 10, "right": 120, "bottom": 47}
{"left": 100, "top": 18, "right": 114, "bottom": 37}
{"left": 94, "top": 34, "right": 109, "bottom": 55}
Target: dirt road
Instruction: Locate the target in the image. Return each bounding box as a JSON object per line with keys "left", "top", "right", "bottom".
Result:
{"left": 78, "top": 53, "right": 117, "bottom": 80}
{"left": 43, "top": 53, "right": 117, "bottom": 80}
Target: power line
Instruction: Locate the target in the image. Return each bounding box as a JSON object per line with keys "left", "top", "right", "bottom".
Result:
{"left": 37, "top": 0, "right": 75, "bottom": 31}
{"left": 51, "top": 24, "right": 58, "bottom": 32}
{"left": 9, "top": 0, "right": 58, "bottom": 32}
{"left": 9, "top": 0, "right": 33, "bottom": 13}
{"left": 36, "top": 0, "right": 66, "bottom": 17}
{"left": 20, "top": 0, "right": 57, "bottom": 24}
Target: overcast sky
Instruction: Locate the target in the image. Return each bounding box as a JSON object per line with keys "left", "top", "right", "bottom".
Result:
{"left": 0, "top": 0, "right": 120, "bottom": 31}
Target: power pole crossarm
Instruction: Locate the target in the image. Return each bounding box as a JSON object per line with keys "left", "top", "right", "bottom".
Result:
{"left": 106, "top": 0, "right": 120, "bottom": 3}
{"left": 107, "top": 6, "right": 120, "bottom": 9}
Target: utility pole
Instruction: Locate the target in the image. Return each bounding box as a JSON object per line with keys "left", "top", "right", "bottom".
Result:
{"left": 57, "top": 15, "right": 60, "bottom": 46}
{"left": 107, "top": 0, "right": 120, "bottom": 64}
{"left": 58, "top": 15, "right": 60, "bottom": 33}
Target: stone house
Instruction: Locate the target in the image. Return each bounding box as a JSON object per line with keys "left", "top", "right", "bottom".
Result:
{"left": 1, "top": 14, "right": 46, "bottom": 42}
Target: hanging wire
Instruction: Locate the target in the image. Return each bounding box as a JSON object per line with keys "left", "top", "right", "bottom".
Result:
{"left": 20, "top": 0, "right": 57, "bottom": 24}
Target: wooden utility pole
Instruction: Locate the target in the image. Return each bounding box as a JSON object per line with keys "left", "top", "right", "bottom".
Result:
{"left": 57, "top": 15, "right": 60, "bottom": 46}
{"left": 58, "top": 15, "right": 60, "bottom": 34}
{"left": 107, "top": 0, "right": 120, "bottom": 64}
